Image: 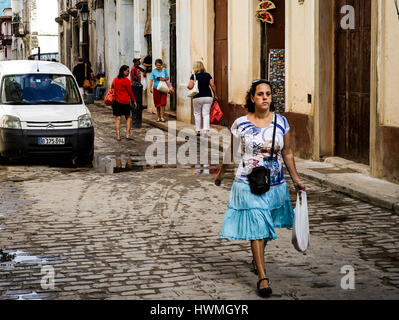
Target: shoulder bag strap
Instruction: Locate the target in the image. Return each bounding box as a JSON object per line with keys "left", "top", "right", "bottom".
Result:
{"left": 242, "top": 113, "right": 278, "bottom": 168}
{"left": 84, "top": 63, "right": 87, "bottom": 79}
{"left": 269, "top": 113, "right": 278, "bottom": 165}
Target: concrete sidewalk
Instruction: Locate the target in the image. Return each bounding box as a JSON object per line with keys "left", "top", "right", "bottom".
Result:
{"left": 94, "top": 101, "right": 399, "bottom": 214}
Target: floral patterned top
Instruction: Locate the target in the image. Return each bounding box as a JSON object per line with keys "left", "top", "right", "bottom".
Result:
{"left": 231, "top": 113, "right": 291, "bottom": 187}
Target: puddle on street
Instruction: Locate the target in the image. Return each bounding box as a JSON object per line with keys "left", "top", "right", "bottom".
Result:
{"left": 0, "top": 249, "right": 65, "bottom": 270}
{"left": 94, "top": 153, "right": 220, "bottom": 176}
{"left": 4, "top": 290, "right": 53, "bottom": 300}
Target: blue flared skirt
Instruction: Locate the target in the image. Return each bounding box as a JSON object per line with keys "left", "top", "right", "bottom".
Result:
{"left": 220, "top": 180, "right": 294, "bottom": 241}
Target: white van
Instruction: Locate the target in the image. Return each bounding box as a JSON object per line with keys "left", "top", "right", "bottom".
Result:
{"left": 0, "top": 60, "right": 94, "bottom": 164}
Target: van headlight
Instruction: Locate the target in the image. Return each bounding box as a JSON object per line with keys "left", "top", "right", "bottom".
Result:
{"left": 0, "top": 115, "right": 22, "bottom": 129}
{"left": 78, "top": 114, "right": 93, "bottom": 128}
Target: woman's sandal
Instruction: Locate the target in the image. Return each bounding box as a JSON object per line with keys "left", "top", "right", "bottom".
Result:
{"left": 126, "top": 136, "right": 134, "bottom": 140}
{"left": 116, "top": 137, "right": 121, "bottom": 141}
{"left": 257, "top": 278, "right": 272, "bottom": 298}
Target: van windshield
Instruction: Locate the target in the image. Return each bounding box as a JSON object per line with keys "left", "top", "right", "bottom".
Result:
{"left": 0, "top": 74, "right": 82, "bottom": 105}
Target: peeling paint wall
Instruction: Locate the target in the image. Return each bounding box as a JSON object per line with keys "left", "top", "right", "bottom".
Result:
{"left": 285, "top": 0, "right": 314, "bottom": 115}
{"left": 229, "top": 0, "right": 260, "bottom": 105}
{"left": 379, "top": 0, "right": 399, "bottom": 127}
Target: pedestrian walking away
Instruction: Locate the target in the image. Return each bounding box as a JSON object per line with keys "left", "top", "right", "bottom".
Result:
{"left": 72, "top": 57, "right": 94, "bottom": 97}
{"left": 187, "top": 61, "right": 218, "bottom": 136}
{"left": 214, "top": 79, "right": 306, "bottom": 298}
{"left": 148, "top": 59, "right": 169, "bottom": 122}
{"left": 111, "top": 65, "right": 137, "bottom": 141}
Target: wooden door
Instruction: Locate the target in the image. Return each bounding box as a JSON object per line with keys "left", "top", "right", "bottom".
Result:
{"left": 335, "top": 0, "right": 371, "bottom": 165}
{"left": 169, "top": 0, "right": 177, "bottom": 111}
{"left": 214, "top": 0, "right": 228, "bottom": 124}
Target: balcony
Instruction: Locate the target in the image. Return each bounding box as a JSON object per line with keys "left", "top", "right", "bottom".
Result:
{"left": 60, "top": 11, "right": 70, "bottom": 22}
{"left": 55, "top": 16, "right": 64, "bottom": 25}
{"left": 67, "top": 7, "right": 79, "bottom": 18}
{"left": 0, "top": 35, "right": 12, "bottom": 46}
{"left": 75, "top": 1, "right": 88, "bottom": 10}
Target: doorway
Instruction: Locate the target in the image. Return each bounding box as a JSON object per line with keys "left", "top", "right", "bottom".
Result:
{"left": 334, "top": 0, "right": 371, "bottom": 165}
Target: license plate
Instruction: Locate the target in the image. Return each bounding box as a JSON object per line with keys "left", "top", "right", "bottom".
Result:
{"left": 38, "top": 137, "right": 65, "bottom": 145}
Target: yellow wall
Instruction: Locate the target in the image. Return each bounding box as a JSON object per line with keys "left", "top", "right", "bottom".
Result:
{"left": 379, "top": 0, "right": 399, "bottom": 127}
{"left": 286, "top": 0, "right": 314, "bottom": 115}
{"left": 229, "top": 0, "right": 260, "bottom": 105}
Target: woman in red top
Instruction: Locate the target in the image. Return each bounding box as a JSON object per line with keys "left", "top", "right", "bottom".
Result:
{"left": 111, "top": 65, "right": 137, "bottom": 141}
{"left": 130, "top": 58, "right": 142, "bottom": 84}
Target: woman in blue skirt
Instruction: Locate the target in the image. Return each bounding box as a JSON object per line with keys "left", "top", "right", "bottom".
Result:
{"left": 214, "top": 80, "right": 306, "bottom": 298}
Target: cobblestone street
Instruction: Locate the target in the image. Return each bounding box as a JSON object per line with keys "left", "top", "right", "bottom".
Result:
{"left": 0, "top": 104, "right": 398, "bottom": 300}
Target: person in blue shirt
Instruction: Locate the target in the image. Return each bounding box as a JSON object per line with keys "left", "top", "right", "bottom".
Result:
{"left": 148, "top": 59, "right": 169, "bottom": 122}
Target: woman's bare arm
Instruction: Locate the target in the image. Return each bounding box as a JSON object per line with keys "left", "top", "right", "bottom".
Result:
{"left": 210, "top": 79, "right": 218, "bottom": 100}
{"left": 281, "top": 132, "right": 306, "bottom": 192}
{"left": 187, "top": 79, "right": 194, "bottom": 90}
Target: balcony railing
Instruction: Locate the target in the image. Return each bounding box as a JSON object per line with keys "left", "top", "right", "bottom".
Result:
{"left": 0, "top": 35, "right": 12, "bottom": 46}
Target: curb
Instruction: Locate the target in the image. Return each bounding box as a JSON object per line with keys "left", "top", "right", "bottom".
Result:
{"left": 299, "top": 170, "right": 399, "bottom": 214}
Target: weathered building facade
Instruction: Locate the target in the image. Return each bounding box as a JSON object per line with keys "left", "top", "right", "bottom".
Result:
{"left": 55, "top": 0, "right": 399, "bottom": 184}
{"left": 11, "top": 0, "right": 58, "bottom": 60}
{"left": 0, "top": 7, "right": 12, "bottom": 60}
{"left": 285, "top": 0, "right": 399, "bottom": 183}
{"left": 11, "top": 0, "right": 31, "bottom": 60}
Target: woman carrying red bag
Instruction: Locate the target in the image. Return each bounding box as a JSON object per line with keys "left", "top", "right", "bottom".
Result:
{"left": 187, "top": 61, "right": 218, "bottom": 136}
{"left": 111, "top": 65, "right": 137, "bottom": 141}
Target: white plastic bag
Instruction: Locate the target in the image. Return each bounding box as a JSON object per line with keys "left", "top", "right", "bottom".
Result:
{"left": 292, "top": 192, "right": 310, "bottom": 252}
{"left": 156, "top": 80, "right": 169, "bottom": 93}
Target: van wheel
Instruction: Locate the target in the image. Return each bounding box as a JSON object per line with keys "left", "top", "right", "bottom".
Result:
{"left": 76, "top": 152, "right": 93, "bottom": 166}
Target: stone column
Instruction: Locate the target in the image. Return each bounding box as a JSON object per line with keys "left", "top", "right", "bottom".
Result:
{"left": 104, "top": 0, "right": 118, "bottom": 88}
{"left": 134, "top": 0, "right": 148, "bottom": 59}
{"left": 176, "top": 0, "right": 191, "bottom": 123}
{"left": 116, "top": 0, "right": 134, "bottom": 67}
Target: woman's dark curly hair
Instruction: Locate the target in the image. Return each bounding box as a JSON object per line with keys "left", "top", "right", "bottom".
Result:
{"left": 245, "top": 80, "right": 275, "bottom": 113}
{"left": 117, "top": 65, "right": 130, "bottom": 79}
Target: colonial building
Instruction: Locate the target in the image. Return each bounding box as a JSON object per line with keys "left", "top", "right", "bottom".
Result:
{"left": 11, "top": 0, "right": 58, "bottom": 60}
{"left": 0, "top": 7, "right": 12, "bottom": 60}
{"left": 11, "top": 0, "right": 30, "bottom": 60}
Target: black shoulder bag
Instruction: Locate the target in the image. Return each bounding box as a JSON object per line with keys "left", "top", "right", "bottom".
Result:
{"left": 246, "top": 113, "right": 278, "bottom": 195}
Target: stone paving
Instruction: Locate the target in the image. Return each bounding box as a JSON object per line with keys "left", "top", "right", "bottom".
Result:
{"left": 0, "top": 104, "right": 398, "bottom": 300}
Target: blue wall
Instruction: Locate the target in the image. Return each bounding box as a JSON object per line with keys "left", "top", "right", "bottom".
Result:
{"left": 0, "top": 0, "right": 11, "bottom": 16}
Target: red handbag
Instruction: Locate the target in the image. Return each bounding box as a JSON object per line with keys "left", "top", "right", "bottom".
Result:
{"left": 104, "top": 80, "right": 116, "bottom": 106}
{"left": 210, "top": 100, "right": 223, "bottom": 125}
{"left": 104, "top": 88, "right": 115, "bottom": 106}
